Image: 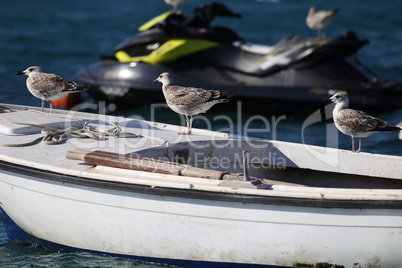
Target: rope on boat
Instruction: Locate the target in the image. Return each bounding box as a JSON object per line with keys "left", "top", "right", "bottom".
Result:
{"left": 26, "top": 109, "right": 168, "bottom": 145}
{"left": 0, "top": 108, "right": 143, "bottom": 147}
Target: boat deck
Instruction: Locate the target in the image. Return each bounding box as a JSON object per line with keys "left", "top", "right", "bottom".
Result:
{"left": 1, "top": 104, "right": 402, "bottom": 267}
{"left": 0, "top": 104, "right": 402, "bottom": 202}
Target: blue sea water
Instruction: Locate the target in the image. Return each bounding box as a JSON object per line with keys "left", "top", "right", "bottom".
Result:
{"left": 0, "top": 0, "right": 402, "bottom": 266}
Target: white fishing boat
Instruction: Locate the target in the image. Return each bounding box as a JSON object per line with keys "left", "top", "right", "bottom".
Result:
{"left": 0, "top": 103, "right": 401, "bottom": 268}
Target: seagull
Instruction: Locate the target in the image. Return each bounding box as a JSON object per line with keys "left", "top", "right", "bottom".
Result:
{"left": 164, "top": 0, "right": 187, "bottom": 11}
{"left": 153, "top": 72, "right": 234, "bottom": 135}
{"left": 398, "top": 122, "right": 402, "bottom": 140}
{"left": 306, "top": 7, "right": 339, "bottom": 39}
{"left": 16, "top": 66, "right": 90, "bottom": 113}
{"left": 328, "top": 93, "right": 401, "bottom": 153}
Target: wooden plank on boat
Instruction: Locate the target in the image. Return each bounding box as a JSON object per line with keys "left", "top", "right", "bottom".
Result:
{"left": 66, "top": 149, "right": 304, "bottom": 186}
{"left": 67, "top": 149, "right": 227, "bottom": 180}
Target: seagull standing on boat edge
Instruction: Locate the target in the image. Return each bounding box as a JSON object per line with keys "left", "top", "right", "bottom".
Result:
{"left": 16, "top": 66, "right": 90, "bottom": 113}
{"left": 153, "top": 72, "right": 234, "bottom": 135}
{"left": 327, "top": 92, "right": 401, "bottom": 153}
{"left": 306, "top": 7, "right": 339, "bottom": 39}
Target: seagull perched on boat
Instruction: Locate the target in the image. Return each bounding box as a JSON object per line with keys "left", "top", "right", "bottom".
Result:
{"left": 328, "top": 93, "right": 401, "bottom": 153}
{"left": 153, "top": 72, "right": 234, "bottom": 135}
{"left": 398, "top": 122, "right": 402, "bottom": 140}
{"left": 306, "top": 7, "right": 339, "bottom": 39}
{"left": 16, "top": 66, "right": 90, "bottom": 113}
{"left": 164, "top": 0, "right": 187, "bottom": 11}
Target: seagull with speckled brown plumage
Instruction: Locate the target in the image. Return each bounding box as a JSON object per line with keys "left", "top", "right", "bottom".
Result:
{"left": 328, "top": 93, "right": 401, "bottom": 153}
{"left": 17, "top": 66, "right": 90, "bottom": 113}
{"left": 153, "top": 72, "right": 234, "bottom": 135}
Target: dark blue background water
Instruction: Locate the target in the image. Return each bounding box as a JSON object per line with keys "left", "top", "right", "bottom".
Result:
{"left": 0, "top": 0, "right": 401, "bottom": 266}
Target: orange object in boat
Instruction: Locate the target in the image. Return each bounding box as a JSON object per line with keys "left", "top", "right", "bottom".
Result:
{"left": 51, "top": 92, "right": 84, "bottom": 109}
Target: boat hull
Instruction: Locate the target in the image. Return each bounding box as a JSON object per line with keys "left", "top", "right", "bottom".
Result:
{"left": 1, "top": 160, "right": 402, "bottom": 268}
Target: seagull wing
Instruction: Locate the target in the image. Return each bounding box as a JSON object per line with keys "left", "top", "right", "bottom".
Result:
{"left": 338, "top": 109, "right": 386, "bottom": 132}
{"left": 167, "top": 86, "right": 214, "bottom": 106}
{"left": 31, "top": 73, "right": 77, "bottom": 92}
{"left": 47, "top": 74, "right": 78, "bottom": 91}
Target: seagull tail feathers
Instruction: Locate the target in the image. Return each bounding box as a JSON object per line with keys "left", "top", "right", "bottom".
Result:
{"left": 373, "top": 124, "right": 402, "bottom": 132}
{"left": 82, "top": 84, "right": 91, "bottom": 91}
{"left": 220, "top": 90, "right": 235, "bottom": 100}
{"left": 75, "top": 84, "right": 91, "bottom": 91}
{"left": 382, "top": 125, "right": 402, "bottom": 132}
{"left": 332, "top": 8, "right": 340, "bottom": 15}
{"left": 64, "top": 82, "right": 91, "bottom": 93}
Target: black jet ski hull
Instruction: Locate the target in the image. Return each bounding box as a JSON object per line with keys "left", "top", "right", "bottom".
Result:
{"left": 76, "top": 60, "right": 402, "bottom": 117}
{"left": 75, "top": 4, "right": 402, "bottom": 117}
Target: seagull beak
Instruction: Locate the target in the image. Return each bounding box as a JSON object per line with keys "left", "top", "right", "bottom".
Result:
{"left": 153, "top": 78, "right": 159, "bottom": 84}
{"left": 16, "top": 71, "right": 24, "bottom": 75}
{"left": 323, "top": 98, "right": 332, "bottom": 104}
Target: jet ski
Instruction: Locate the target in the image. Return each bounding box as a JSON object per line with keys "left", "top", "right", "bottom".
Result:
{"left": 75, "top": 2, "right": 402, "bottom": 116}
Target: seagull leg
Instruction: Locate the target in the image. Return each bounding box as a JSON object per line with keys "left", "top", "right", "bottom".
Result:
{"left": 351, "top": 136, "right": 361, "bottom": 153}
{"left": 49, "top": 101, "right": 52, "bottom": 114}
{"left": 188, "top": 115, "right": 193, "bottom": 135}
{"left": 356, "top": 138, "right": 362, "bottom": 153}
{"left": 185, "top": 115, "right": 190, "bottom": 134}
{"left": 180, "top": 115, "right": 190, "bottom": 135}
{"left": 41, "top": 100, "right": 45, "bottom": 112}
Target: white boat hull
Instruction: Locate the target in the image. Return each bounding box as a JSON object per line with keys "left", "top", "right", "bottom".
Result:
{"left": 0, "top": 104, "right": 401, "bottom": 268}
{"left": 1, "top": 165, "right": 402, "bottom": 268}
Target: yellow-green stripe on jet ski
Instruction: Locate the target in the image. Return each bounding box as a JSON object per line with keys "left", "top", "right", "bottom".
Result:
{"left": 115, "top": 39, "right": 218, "bottom": 64}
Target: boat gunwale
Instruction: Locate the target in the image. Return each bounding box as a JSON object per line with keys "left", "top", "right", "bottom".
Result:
{"left": 1, "top": 158, "right": 402, "bottom": 210}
